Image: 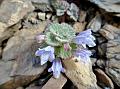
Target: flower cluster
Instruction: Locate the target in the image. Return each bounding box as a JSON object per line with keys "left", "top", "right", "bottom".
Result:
{"left": 35, "top": 23, "right": 96, "bottom": 78}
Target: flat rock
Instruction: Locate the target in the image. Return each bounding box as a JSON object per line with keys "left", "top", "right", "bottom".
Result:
{"left": 0, "top": 75, "right": 39, "bottom": 89}
{"left": 0, "top": 21, "right": 21, "bottom": 45}
{"left": 0, "top": 0, "right": 34, "bottom": 44}
{"left": 96, "top": 59, "right": 106, "bottom": 69}
{"left": 0, "top": 60, "right": 40, "bottom": 89}
{"left": 2, "top": 21, "right": 47, "bottom": 76}
{"left": 106, "top": 39, "right": 120, "bottom": 87}
{"left": 88, "top": 0, "right": 120, "bottom": 13}
{"left": 94, "top": 68, "right": 114, "bottom": 89}
{"left": 0, "top": 61, "right": 13, "bottom": 85}
{"left": 73, "top": 22, "right": 86, "bottom": 33}
{"left": 0, "top": 0, "right": 34, "bottom": 26}
{"left": 42, "top": 75, "right": 67, "bottom": 89}
{"left": 62, "top": 57, "right": 97, "bottom": 89}
{"left": 87, "top": 14, "right": 102, "bottom": 32}
{"left": 103, "top": 24, "right": 120, "bottom": 87}
{"left": 31, "top": 0, "right": 52, "bottom": 12}
{"left": 99, "top": 24, "right": 120, "bottom": 40}
{"left": 2, "top": 21, "right": 46, "bottom": 61}
{"left": 26, "top": 86, "right": 42, "bottom": 89}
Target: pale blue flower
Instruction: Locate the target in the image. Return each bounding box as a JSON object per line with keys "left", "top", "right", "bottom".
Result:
{"left": 48, "top": 58, "right": 65, "bottom": 78}
{"left": 73, "top": 29, "right": 96, "bottom": 48}
{"left": 74, "top": 49, "right": 92, "bottom": 63}
{"left": 35, "top": 46, "right": 55, "bottom": 65}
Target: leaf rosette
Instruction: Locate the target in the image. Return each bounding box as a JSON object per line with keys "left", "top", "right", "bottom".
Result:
{"left": 45, "top": 23, "right": 76, "bottom": 46}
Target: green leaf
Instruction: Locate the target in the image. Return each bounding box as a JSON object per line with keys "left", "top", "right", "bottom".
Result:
{"left": 52, "top": 1, "right": 69, "bottom": 16}
{"left": 70, "top": 43, "right": 77, "bottom": 50}
{"left": 55, "top": 46, "right": 72, "bottom": 59}
{"left": 67, "top": 3, "right": 79, "bottom": 21}
{"left": 45, "top": 32, "right": 61, "bottom": 46}
{"left": 49, "top": 23, "right": 76, "bottom": 43}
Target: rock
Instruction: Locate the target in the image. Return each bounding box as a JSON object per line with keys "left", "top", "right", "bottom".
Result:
{"left": 0, "top": 0, "right": 34, "bottom": 26}
{"left": 0, "top": 22, "right": 7, "bottom": 45}
{"left": 104, "top": 24, "right": 120, "bottom": 87}
{"left": 94, "top": 68, "right": 114, "bottom": 89}
{"left": 87, "top": 14, "right": 102, "bottom": 32}
{"left": 91, "top": 58, "right": 97, "bottom": 66}
{"left": 99, "top": 24, "right": 120, "bottom": 40}
{"left": 97, "top": 85, "right": 102, "bottom": 89}
{"left": 31, "top": 0, "right": 52, "bottom": 12}
{"left": 0, "top": 0, "right": 3, "bottom": 4}
{"left": 22, "top": 12, "right": 47, "bottom": 29}
{"left": 2, "top": 21, "right": 47, "bottom": 76}
{"left": 10, "top": 42, "right": 47, "bottom": 76}
{"left": 0, "top": 60, "right": 40, "bottom": 89}
{"left": 2, "top": 21, "right": 46, "bottom": 61}
{"left": 0, "top": 75, "right": 39, "bottom": 89}
{"left": 79, "top": 10, "right": 87, "bottom": 22}
{"left": 96, "top": 36, "right": 107, "bottom": 44}
{"left": 96, "top": 59, "right": 106, "bottom": 69}
{"left": 38, "top": 12, "right": 46, "bottom": 21}
{"left": 0, "top": 61, "right": 13, "bottom": 85}
{"left": 42, "top": 75, "right": 67, "bottom": 89}
{"left": 46, "top": 13, "right": 52, "bottom": 20}
{"left": 87, "top": 0, "right": 120, "bottom": 13}
{"left": 0, "top": 0, "right": 34, "bottom": 44}
{"left": 25, "top": 83, "right": 42, "bottom": 89}
{"left": 0, "top": 47, "right": 2, "bottom": 58}
{"left": 0, "top": 21, "right": 21, "bottom": 45}
{"left": 106, "top": 39, "right": 120, "bottom": 87}
{"left": 73, "top": 22, "right": 86, "bottom": 33}
{"left": 16, "top": 87, "right": 24, "bottom": 89}
{"left": 62, "top": 57, "right": 97, "bottom": 89}
{"left": 26, "top": 86, "right": 42, "bottom": 89}
{"left": 98, "top": 43, "right": 107, "bottom": 57}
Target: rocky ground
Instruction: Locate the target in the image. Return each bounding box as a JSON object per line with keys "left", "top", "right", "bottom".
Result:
{"left": 0, "top": 0, "right": 120, "bottom": 89}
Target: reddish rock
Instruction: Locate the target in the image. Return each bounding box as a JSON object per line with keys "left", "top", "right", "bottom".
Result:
{"left": 94, "top": 68, "right": 114, "bottom": 89}
{"left": 42, "top": 75, "right": 67, "bottom": 89}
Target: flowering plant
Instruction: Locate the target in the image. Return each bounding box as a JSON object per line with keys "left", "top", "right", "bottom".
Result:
{"left": 35, "top": 22, "right": 96, "bottom": 78}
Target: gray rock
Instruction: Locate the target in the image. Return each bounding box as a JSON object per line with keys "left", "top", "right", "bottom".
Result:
{"left": 22, "top": 12, "right": 47, "bottom": 29}
{"left": 31, "top": 0, "right": 52, "bottom": 12}
{"left": 38, "top": 12, "right": 46, "bottom": 21}
{"left": 96, "top": 59, "right": 106, "bottom": 69}
{"left": 16, "top": 87, "right": 24, "bottom": 89}
{"left": 106, "top": 40, "right": 120, "bottom": 86}
{"left": 0, "top": 60, "right": 13, "bottom": 85}
{"left": 0, "top": 60, "right": 40, "bottom": 89}
{"left": 2, "top": 21, "right": 46, "bottom": 61}
{"left": 98, "top": 43, "right": 107, "bottom": 57}
{"left": 88, "top": 0, "right": 120, "bottom": 13}
{"left": 0, "top": 21, "right": 21, "bottom": 45}
{"left": 105, "top": 25, "right": 120, "bottom": 87}
{"left": 0, "top": 0, "right": 34, "bottom": 26}
{"left": 87, "top": 14, "right": 102, "bottom": 32}
{"left": 0, "top": 47, "right": 2, "bottom": 58}
{"left": 91, "top": 58, "right": 97, "bottom": 66}
{"left": 2, "top": 21, "right": 47, "bottom": 76}
{"left": 0, "top": 22, "right": 47, "bottom": 89}
{"left": 99, "top": 24, "right": 120, "bottom": 40}
{"left": 26, "top": 86, "right": 42, "bottom": 89}
{"left": 0, "top": 0, "right": 34, "bottom": 44}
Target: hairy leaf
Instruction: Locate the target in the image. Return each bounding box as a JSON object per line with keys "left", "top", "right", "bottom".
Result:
{"left": 49, "top": 23, "right": 75, "bottom": 43}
